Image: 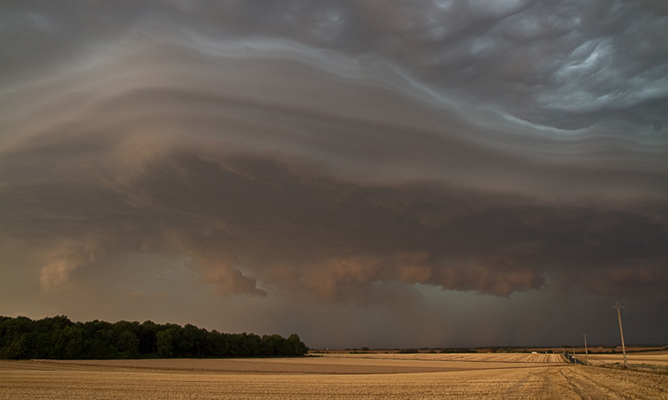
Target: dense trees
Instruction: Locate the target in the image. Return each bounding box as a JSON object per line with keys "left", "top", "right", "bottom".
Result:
{"left": 0, "top": 316, "right": 308, "bottom": 360}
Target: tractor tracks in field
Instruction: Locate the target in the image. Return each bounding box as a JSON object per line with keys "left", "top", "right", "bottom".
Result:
{"left": 554, "top": 365, "right": 668, "bottom": 400}
{"left": 501, "top": 365, "right": 668, "bottom": 399}
{"left": 559, "top": 367, "right": 627, "bottom": 400}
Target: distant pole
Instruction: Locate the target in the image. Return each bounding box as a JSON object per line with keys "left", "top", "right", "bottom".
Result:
{"left": 613, "top": 301, "right": 628, "bottom": 368}
{"left": 583, "top": 333, "right": 588, "bottom": 363}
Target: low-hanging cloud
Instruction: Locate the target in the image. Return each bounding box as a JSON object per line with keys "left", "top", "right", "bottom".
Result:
{"left": 3, "top": 120, "right": 666, "bottom": 300}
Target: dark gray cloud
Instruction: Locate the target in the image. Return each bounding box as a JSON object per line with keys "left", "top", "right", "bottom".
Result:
{"left": 1, "top": 0, "right": 667, "bottom": 347}
{"left": 3, "top": 0, "right": 668, "bottom": 133}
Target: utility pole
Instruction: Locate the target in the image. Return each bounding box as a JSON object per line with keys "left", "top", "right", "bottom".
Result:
{"left": 613, "top": 301, "right": 628, "bottom": 368}
{"left": 583, "top": 333, "right": 588, "bottom": 363}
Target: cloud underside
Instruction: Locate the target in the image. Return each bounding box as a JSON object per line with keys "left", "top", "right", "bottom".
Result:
{"left": 1, "top": 0, "right": 667, "bottom": 306}
{"left": 2, "top": 120, "right": 667, "bottom": 300}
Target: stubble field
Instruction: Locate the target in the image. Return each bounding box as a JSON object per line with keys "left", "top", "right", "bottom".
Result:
{"left": 584, "top": 351, "right": 668, "bottom": 375}
{"left": 586, "top": 352, "right": 668, "bottom": 366}
{"left": 1, "top": 353, "right": 666, "bottom": 399}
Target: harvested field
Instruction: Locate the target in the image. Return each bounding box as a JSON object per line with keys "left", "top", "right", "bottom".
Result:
{"left": 1, "top": 356, "right": 667, "bottom": 399}
{"left": 585, "top": 352, "right": 668, "bottom": 374}
{"left": 587, "top": 353, "right": 668, "bottom": 366}
{"left": 341, "top": 352, "right": 565, "bottom": 363}
{"left": 29, "top": 353, "right": 563, "bottom": 375}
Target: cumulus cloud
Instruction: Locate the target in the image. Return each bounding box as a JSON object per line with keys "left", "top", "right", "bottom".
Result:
{"left": 1, "top": 0, "right": 667, "bottom": 346}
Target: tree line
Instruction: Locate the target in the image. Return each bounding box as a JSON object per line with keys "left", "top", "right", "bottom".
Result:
{"left": 0, "top": 315, "right": 308, "bottom": 360}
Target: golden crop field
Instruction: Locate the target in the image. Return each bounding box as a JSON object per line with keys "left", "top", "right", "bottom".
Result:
{"left": 1, "top": 354, "right": 667, "bottom": 399}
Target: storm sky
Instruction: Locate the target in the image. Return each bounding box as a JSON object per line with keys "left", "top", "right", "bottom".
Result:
{"left": 1, "top": 0, "right": 667, "bottom": 349}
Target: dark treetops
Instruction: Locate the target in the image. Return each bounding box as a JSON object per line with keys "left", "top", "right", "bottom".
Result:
{"left": 0, "top": 315, "right": 308, "bottom": 360}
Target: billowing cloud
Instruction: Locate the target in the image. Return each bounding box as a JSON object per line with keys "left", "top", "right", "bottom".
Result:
{"left": 1, "top": 0, "right": 667, "bottom": 347}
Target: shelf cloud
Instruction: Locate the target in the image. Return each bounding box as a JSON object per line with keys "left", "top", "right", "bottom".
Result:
{"left": 1, "top": 0, "right": 667, "bottom": 348}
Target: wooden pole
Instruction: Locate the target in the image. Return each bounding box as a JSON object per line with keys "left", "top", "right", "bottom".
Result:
{"left": 583, "top": 333, "right": 588, "bottom": 363}
{"left": 613, "top": 302, "right": 628, "bottom": 368}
